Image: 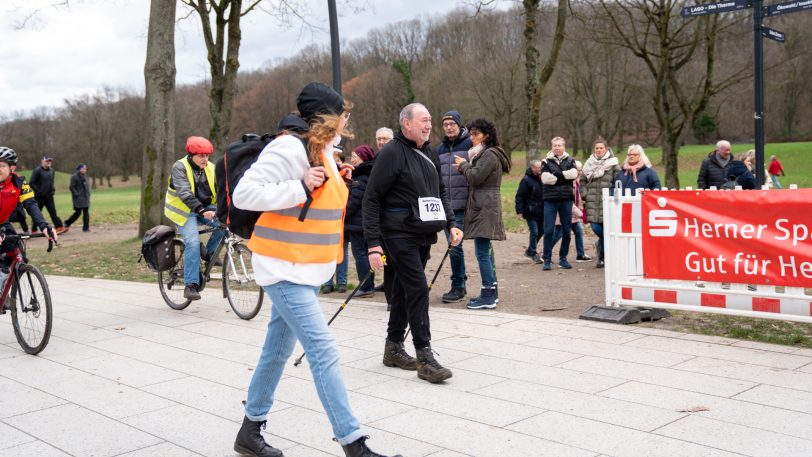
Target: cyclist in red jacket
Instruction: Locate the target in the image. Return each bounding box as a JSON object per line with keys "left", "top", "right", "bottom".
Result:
{"left": 0, "top": 147, "right": 58, "bottom": 252}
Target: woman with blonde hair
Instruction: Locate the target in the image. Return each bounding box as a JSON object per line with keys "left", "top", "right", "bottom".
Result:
{"left": 613, "top": 144, "right": 661, "bottom": 195}
{"left": 232, "top": 82, "right": 400, "bottom": 457}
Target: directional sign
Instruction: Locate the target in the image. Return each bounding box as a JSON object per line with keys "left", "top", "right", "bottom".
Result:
{"left": 762, "top": 26, "right": 786, "bottom": 43}
{"left": 767, "top": 0, "right": 812, "bottom": 16}
{"left": 681, "top": 0, "right": 751, "bottom": 17}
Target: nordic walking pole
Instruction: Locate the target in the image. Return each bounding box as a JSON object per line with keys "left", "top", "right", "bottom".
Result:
{"left": 293, "top": 256, "right": 384, "bottom": 367}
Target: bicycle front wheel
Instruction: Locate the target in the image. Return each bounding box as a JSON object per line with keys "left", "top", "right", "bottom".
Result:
{"left": 158, "top": 239, "right": 192, "bottom": 310}
{"left": 223, "top": 243, "right": 263, "bottom": 320}
{"left": 10, "top": 264, "right": 53, "bottom": 355}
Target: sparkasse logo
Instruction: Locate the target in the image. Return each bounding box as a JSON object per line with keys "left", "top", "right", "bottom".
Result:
{"left": 649, "top": 197, "right": 677, "bottom": 237}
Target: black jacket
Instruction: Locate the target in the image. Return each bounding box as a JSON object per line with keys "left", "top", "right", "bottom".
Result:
{"left": 541, "top": 152, "right": 578, "bottom": 201}
{"left": 697, "top": 151, "right": 731, "bottom": 189}
{"left": 345, "top": 160, "right": 374, "bottom": 233}
{"left": 363, "top": 131, "right": 455, "bottom": 248}
{"left": 29, "top": 166, "right": 56, "bottom": 198}
{"left": 724, "top": 160, "right": 756, "bottom": 190}
{"left": 436, "top": 129, "right": 472, "bottom": 211}
{"left": 515, "top": 167, "right": 544, "bottom": 219}
{"left": 69, "top": 172, "right": 91, "bottom": 208}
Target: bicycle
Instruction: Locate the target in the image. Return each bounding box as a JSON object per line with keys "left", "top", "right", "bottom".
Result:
{"left": 157, "top": 223, "right": 264, "bottom": 320}
{"left": 0, "top": 233, "right": 55, "bottom": 354}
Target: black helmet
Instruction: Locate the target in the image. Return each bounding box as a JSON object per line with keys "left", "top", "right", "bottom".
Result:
{"left": 0, "top": 147, "right": 17, "bottom": 165}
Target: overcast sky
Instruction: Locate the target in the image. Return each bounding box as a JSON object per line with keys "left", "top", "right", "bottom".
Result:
{"left": 1, "top": 0, "right": 496, "bottom": 117}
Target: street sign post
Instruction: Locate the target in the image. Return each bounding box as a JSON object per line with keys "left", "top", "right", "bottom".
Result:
{"left": 681, "top": 0, "right": 810, "bottom": 186}
{"left": 762, "top": 26, "right": 786, "bottom": 42}
{"left": 681, "top": 0, "right": 751, "bottom": 17}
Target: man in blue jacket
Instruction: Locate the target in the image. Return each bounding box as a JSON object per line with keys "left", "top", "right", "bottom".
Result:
{"left": 436, "top": 110, "right": 472, "bottom": 303}
{"left": 515, "top": 160, "right": 544, "bottom": 264}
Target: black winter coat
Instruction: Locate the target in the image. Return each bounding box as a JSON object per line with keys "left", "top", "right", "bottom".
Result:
{"left": 515, "top": 167, "right": 544, "bottom": 219}
{"left": 541, "top": 152, "right": 578, "bottom": 201}
{"left": 29, "top": 166, "right": 56, "bottom": 198}
{"left": 437, "top": 129, "right": 472, "bottom": 211}
{"left": 363, "top": 132, "right": 454, "bottom": 248}
{"left": 69, "top": 171, "right": 91, "bottom": 208}
{"left": 345, "top": 160, "right": 373, "bottom": 233}
{"left": 697, "top": 151, "right": 731, "bottom": 189}
{"left": 724, "top": 160, "right": 756, "bottom": 190}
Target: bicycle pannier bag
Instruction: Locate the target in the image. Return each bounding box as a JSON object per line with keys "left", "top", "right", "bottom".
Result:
{"left": 141, "top": 225, "right": 176, "bottom": 272}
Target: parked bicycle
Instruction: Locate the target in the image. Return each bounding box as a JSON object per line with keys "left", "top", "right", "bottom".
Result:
{"left": 157, "top": 224, "right": 263, "bottom": 319}
{"left": 0, "top": 233, "right": 55, "bottom": 354}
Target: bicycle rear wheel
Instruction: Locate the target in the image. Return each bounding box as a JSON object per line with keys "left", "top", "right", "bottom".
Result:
{"left": 158, "top": 239, "right": 192, "bottom": 310}
{"left": 223, "top": 243, "right": 263, "bottom": 320}
{"left": 10, "top": 264, "right": 53, "bottom": 355}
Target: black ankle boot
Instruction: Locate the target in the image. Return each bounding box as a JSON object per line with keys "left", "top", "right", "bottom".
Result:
{"left": 234, "top": 416, "right": 283, "bottom": 457}
{"left": 341, "top": 436, "right": 402, "bottom": 457}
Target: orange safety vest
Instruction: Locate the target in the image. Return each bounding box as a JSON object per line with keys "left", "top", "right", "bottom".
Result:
{"left": 248, "top": 154, "right": 348, "bottom": 264}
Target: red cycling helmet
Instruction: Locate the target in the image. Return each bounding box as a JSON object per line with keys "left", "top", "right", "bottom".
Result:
{"left": 186, "top": 136, "right": 214, "bottom": 155}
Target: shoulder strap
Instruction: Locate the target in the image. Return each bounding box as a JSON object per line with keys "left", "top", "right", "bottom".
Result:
{"left": 411, "top": 148, "right": 437, "bottom": 168}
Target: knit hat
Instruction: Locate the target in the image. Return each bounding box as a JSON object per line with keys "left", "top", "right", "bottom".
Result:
{"left": 353, "top": 144, "right": 375, "bottom": 163}
{"left": 442, "top": 110, "right": 463, "bottom": 127}
{"left": 276, "top": 113, "right": 309, "bottom": 134}
{"left": 185, "top": 136, "right": 214, "bottom": 155}
{"left": 76, "top": 163, "right": 86, "bottom": 172}
{"left": 296, "top": 82, "right": 344, "bottom": 122}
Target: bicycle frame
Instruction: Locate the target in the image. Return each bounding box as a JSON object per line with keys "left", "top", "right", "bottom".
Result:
{"left": 175, "top": 225, "right": 243, "bottom": 295}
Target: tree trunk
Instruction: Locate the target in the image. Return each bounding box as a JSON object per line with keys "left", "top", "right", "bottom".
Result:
{"left": 140, "top": 0, "right": 177, "bottom": 236}
{"left": 662, "top": 137, "right": 680, "bottom": 189}
{"left": 524, "top": 0, "right": 567, "bottom": 164}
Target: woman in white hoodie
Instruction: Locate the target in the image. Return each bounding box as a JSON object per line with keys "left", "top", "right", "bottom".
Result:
{"left": 232, "top": 82, "right": 400, "bottom": 457}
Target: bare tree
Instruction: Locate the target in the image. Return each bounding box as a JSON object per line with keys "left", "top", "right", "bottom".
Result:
{"left": 141, "top": 0, "right": 177, "bottom": 235}
{"left": 524, "top": 0, "right": 568, "bottom": 162}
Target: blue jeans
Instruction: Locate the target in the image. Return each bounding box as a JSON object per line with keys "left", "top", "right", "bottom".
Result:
{"left": 474, "top": 237, "right": 496, "bottom": 288}
{"left": 443, "top": 209, "right": 466, "bottom": 289}
{"left": 591, "top": 222, "right": 604, "bottom": 259}
{"left": 177, "top": 207, "right": 225, "bottom": 286}
{"left": 244, "top": 281, "right": 364, "bottom": 445}
{"left": 525, "top": 217, "right": 543, "bottom": 255}
{"left": 552, "top": 221, "right": 585, "bottom": 257}
{"left": 323, "top": 240, "right": 349, "bottom": 287}
{"left": 770, "top": 174, "right": 783, "bottom": 189}
{"left": 349, "top": 231, "right": 373, "bottom": 292}
{"left": 543, "top": 201, "right": 572, "bottom": 262}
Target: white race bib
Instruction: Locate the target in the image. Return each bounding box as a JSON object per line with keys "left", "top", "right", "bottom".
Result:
{"left": 418, "top": 197, "right": 445, "bottom": 222}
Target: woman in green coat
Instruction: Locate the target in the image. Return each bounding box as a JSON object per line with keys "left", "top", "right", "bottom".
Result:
{"left": 580, "top": 139, "right": 620, "bottom": 268}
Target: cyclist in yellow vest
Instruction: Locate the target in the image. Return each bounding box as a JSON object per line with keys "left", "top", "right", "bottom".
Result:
{"left": 231, "top": 83, "right": 401, "bottom": 457}
{"left": 164, "top": 136, "right": 225, "bottom": 301}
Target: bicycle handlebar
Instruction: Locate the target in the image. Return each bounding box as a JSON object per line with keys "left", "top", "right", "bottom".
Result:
{"left": 4, "top": 232, "right": 58, "bottom": 252}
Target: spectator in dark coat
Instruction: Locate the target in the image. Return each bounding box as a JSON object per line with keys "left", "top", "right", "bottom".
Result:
{"left": 723, "top": 158, "right": 756, "bottom": 190}
{"left": 614, "top": 145, "right": 661, "bottom": 196}
{"left": 65, "top": 163, "right": 91, "bottom": 231}
{"left": 345, "top": 144, "right": 376, "bottom": 297}
{"left": 515, "top": 160, "right": 543, "bottom": 263}
{"left": 697, "top": 140, "right": 732, "bottom": 189}
{"left": 540, "top": 136, "right": 579, "bottom": 271}
{"left": 436, "top": 110, "right": 472, "bottom": 304}
{"left": 29, "top": 155, "right": 64, "bottom": 230}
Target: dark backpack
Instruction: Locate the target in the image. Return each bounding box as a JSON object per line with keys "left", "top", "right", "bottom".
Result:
{"left": 140, "top": 225, "right": 176, "bottom": 272}
{"left": 720, "top": 175, "right": 739, "bottom": 190}
{"left": 215, "top": 133, "right": 274, "bottom": 239}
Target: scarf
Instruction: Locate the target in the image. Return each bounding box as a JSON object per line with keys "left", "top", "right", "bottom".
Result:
{"left": 583, "top": 152, "right": 619, "bottom": 183}
{"left": 468, "top": 144, "right": 485, "bottom": 161}
{"left": 623, "top": 158, "right": 646, "bottom": 183}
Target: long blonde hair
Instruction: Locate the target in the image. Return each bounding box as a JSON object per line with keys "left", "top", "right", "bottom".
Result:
{"left": 305, "top": 101, "right": 354, "bottom": 165}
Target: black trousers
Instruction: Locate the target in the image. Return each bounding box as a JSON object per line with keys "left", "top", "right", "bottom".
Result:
{"left": 382, "top": 236, "right": 433, "bottom": 349}
{"left": 65, "top": 207, "right": 90, "bottom": 231}
{"left": 35, "top": 195, "right": 63, "bottom": 228}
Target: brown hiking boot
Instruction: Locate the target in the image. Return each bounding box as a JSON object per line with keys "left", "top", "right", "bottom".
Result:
{"left": 382, "top": 339, "right": 417, "bottom": 370}
{"left": 415, "top": 346, "right": 452, "bottom": 383}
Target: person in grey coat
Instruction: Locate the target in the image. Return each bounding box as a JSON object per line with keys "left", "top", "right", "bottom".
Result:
{"left": 65, "top": 163, "right": 91, "bottom": 232}
{"left": 580, "top": 139, "right": 620, "bottom": 268}
{"left": 697, "top": 140, "right": 732, "bottom": 189}
{"left": 453, "top": 118, "right": 511, "bottom": 310}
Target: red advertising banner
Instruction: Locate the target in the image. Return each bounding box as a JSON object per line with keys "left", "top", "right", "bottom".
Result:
{"left": 641, "top": 189, "right": 812, "bottom": 288}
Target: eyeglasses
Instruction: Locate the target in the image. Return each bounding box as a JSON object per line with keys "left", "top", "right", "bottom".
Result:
{"left": 342, "top": 112, "right": 351, "bottom": 120}
{"left": 442, "top": 122, "right": 457, "bottom": 128}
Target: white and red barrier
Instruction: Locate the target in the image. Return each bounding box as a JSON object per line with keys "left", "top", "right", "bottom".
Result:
{"left": 603, "top": 183, "right": 812, "bottom": 323}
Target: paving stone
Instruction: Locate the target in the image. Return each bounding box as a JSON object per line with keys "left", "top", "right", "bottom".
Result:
{"left": 6, "top": 403, "right": 162, "bottom": 457}
{"left": 142, "top": 376, "right": 256, "bottom": 420}
{"left": 499, "top": 319, "right": 646, "bottom": 344}
{"left": 0, "top": 440, "right": 71, "bottom": 456}
{"left": 477, "top": 379, "right": 684, "bottom": 431}
{"left": 603, "top": 380, "right": 812, "bottom": 439}
{"left": 524, "top": 334, "right": 696, "bottom": 368}
{"left": 655, "top": 414, "right": 812, "bottom": 456}
{"left": 116, "top": 442, "right": 202, "bottom": 456}
{"left": 431, "top": 334, "right": 582, "bottom": 366}
{"left": 102, "top": 321, "right": 203, "bottom": 345}
{"left": 67, "top": 353, "right": 187, "bottom": 388}
{"left": 0, "top": 376, "right": 67, "bottom": 418}
{"left": 673, "top": 356, "right": 812, "bottom": 393}
{"left": 732, "top": 384, "right": 812, "bottom": 414}
{"left": 560, "top": 356, "right": 756, "bottom": 397}
{"left": 0, "top": 421, "right": 36, "bottom": 450}
{"left": 508, "top": 410, "right": 739, "bottom": 457}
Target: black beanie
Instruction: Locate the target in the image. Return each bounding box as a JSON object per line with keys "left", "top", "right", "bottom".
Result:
{"left": 296, "top": 82, "right": 344, "bottom": 122}
{"left": 277, "top": 114, "right": 309, "bottom": 134}
{"left": 442, "top": 110, "right": 464, "bottom": 128}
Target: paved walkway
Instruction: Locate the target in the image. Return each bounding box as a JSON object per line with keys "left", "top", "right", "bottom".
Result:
{"left": 1, "top": 276, "right": 812, "bottom": 456}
